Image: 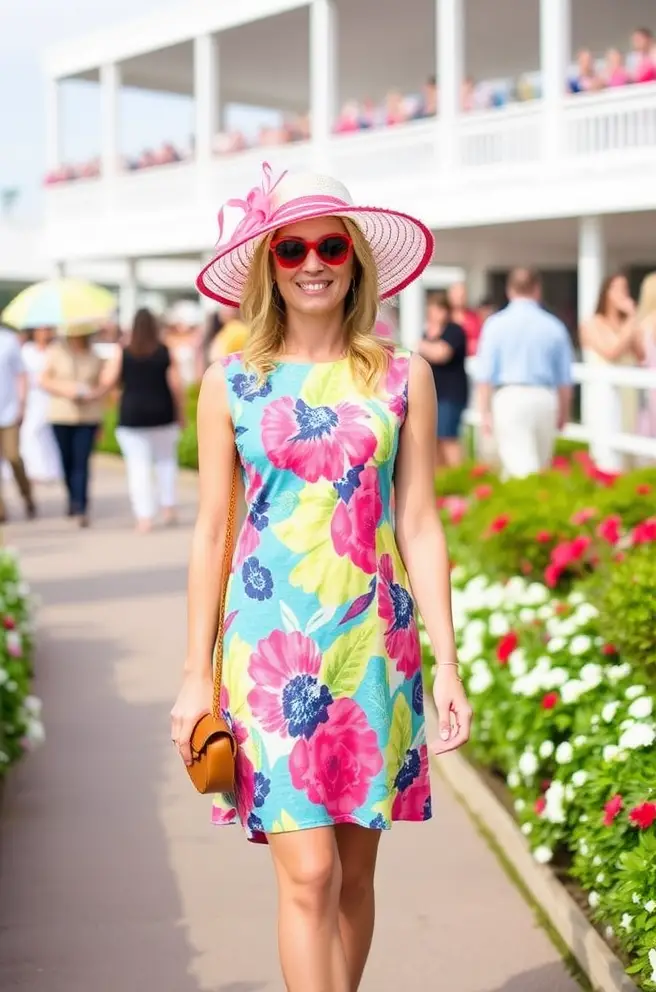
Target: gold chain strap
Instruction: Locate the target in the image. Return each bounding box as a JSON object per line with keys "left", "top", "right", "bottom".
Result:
{"left": 211, "top": 451, "right": 239, "bottom": 721}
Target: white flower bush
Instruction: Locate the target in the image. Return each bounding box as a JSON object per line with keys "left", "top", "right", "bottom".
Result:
{"left": 0, "top": 548, "right": 43, "bottom": 774}
{"left": 422, "top": 571, "right": 656, "bottom": 989}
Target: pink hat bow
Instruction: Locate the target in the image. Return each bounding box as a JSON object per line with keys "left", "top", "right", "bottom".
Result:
{"left": 216, "top": 162, "right": 288, "bottom": 246}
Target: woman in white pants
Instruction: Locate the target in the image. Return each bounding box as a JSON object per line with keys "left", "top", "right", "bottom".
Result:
{"left": 100, "top": 309, "right": 185, "bottom": 532}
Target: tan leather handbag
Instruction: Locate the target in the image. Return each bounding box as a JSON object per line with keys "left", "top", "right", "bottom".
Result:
{"left": 186, "top": 454, "right": 240, "bottom": 795}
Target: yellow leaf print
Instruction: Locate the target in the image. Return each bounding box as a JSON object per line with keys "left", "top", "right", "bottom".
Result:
{"left": 368, "top": 402, "right": 396, "bottom": 465}
{"left": 321, "top": 623, "right": 379, "bottom": 697}
{"left": 273, "top": 481, "right": 369, "bottom": 606}
{"left": 272, "top": 809, "right": 300, "bottom": 832}
{"left": 301, "top": 361, "right": 353, "bottom": 407}
{"left": 220, "top": 632, "right": 252, "bottom": 717}
{"left": 377, "top": 521, "right": 406, "bottom": 578}
{"left": 386, "top": 694, "right": 412, "bottom": 792}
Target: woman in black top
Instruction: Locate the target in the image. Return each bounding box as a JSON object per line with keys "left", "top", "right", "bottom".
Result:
{"left": 100, "top": 308, "right": 185, "bottom": 532}
{"left": 418, "top": 291, "right": 469, "bottom": 469}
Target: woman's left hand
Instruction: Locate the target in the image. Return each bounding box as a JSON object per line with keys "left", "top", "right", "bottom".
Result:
{"left": 431, "top": 666, "right": 473, "bottom": 755}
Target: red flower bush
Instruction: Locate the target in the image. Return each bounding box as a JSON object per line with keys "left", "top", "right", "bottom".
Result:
{"left": 541, "top": 691, "right": 559, "bottom": 710}
{"left": 628, "top": 802, "right": 656, "bottom": 830}
{"left": 601, "top": 643, "right": 618, "bottom": 656}
{"left": 488, "top": 514, "right": 511, "bottom": 535}
{"left": 631, "top": 518, "right": 656, "bottom": 545}
{"left": 603, "top": 794, "right": 623, "bottom": 827}
{"left": 470, "top": 464, "right": 489, "bottom": 478}
{"left": 474, "top": 484, "right": 493, "bottom": 500}
{"left": 496, "top": 631, "right": 518, "bottom": 664}
{"left": 536, "top": 530, "right": 553, "bottom": 544}
{"left": 571, "top": 507, "right": 596, "bottom": 526}
{"left": 544, "top": 535, "right": 592, "bottom": 587}
{"left": 534, "top": 797, "right": 546, "bottom": 816}
{"left": 596, "top": 515, "right": 621, "bottom": 545}
{"left": 2, "top": 615, "right": 16, "bottom": 630}
{"left": 636, "top": 483, "right": 652, "bottom": 495}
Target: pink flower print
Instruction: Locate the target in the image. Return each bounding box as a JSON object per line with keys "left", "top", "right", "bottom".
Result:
{"left": 385, "top": 354, "right": 409, "bottom": 419}
{"left": 234, "top": 468, "right": 270, "bottom": 568}
{"left": 391, "top": 745, "right": 431, "bottom": 821}
{"left": 331, "top": 466, "right": 382, "bottom": 572}
{"left": 247, "top": 630, "right": 333, "bottom": 739}
{"left": 219, "top": 684, "right": 255, "bottom": 822}
{"left": 261, "top": 397, "right": 377, "bottom": 482}
{"left": 378, "top": 554, "right": 420, "bottom": 677}
{"left": 289, "top": 698, "right": 383, "bottom": 816}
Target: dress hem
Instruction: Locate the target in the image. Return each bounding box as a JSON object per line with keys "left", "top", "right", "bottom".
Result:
{"left": 212, "top": 810, "right": 433, "bottom": 845}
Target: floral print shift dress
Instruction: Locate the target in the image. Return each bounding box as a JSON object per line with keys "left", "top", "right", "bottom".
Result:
{"left": 212, "top": 346, "right": 432, "bottom": 843}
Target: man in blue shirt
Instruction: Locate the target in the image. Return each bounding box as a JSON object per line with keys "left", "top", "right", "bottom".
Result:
{"left": 475, "top": 268, "right": 573, "bottom": 478}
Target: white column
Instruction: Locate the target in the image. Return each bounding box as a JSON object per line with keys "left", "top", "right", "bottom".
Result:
{"left": 436, "top": 0, "right": 464, "bottom": 171}
{"left": 45, "top": 77, "right": 61, "bottom": 172}
{"left": 54, "top": 260, "right": 66, "bottom": 279}
{"left": 398, "top": 280, "right": 426, "bottom": 351}
{"left": 577, "top": 216, "right": 616, "bottom": 469}
{"left": 194, "top": 34, "right": 219, "bottom": 163}
{"left": 100, "top": 62, "right": 121, "bottom": 179}
{"left": 119, "top": 258, "right": 139, "bottom": 331}
{"left": 539, "top": 0, "right": 571, "bottom": 160}
{"left": 310, "top": 0, "right": 337, "bottom": 170}
{"left": 466, "top": 264, "right": 488, "bottom": 306}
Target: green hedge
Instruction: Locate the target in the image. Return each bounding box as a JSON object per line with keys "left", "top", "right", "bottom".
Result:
{"left": 0, "top": 548, "right": 43, "bottom": 776}
{"left": 425, "top": 455, "right": 656, "bottom": 987}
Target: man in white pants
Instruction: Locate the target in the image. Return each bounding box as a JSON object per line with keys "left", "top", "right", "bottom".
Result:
{"left": 475, "top": 268, "right": 573, "bottom": 479}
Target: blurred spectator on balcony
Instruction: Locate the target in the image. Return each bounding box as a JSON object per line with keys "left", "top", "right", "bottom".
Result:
{"left": 213, "top": 130, "right": 248, "bottom": 155}
{"left": 461, "top": 77, "right": 476, "bottom": 111}
{"left": 635, "top": 272, "right": 656, "bottom": 445}
{"left": 359, "top": 98, "right": 380, "bottom": 129}
{"left": 288, "top": 114, "right": 311, "bottom": 142}
{"left": 627, "top": 27, "right": 656, "bottom": 84}
{"left": 447, "top": 282, "right": 482, "bottom": 357}
{"left": 385, "top": 90, "right": 408, "bottom": 126}
{"left": 334, "top": 100, "right": 362, "bottom": 134}
{"left": 603, "top": 49, "right": 631, "bottom": 88}
{"left": 414, "top": 76, "right": 438, "bottom": 119}
{"left": 568, "top": 49, "right": 603, "bottom": 94}
{"left": 580, "top": 272, "right": 644, "bottom": 470}
{"left": 475, "top": 268, "right": 573, "bottom": 479}
{"left": 418, "top": 291, "right": 468, "bottom": 469}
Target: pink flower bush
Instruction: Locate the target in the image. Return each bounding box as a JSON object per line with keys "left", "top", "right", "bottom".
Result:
{"left": 261, "top": 397, "right": 377, "bottom": 482}
{"left": 289, "top": 697, "right": 382, "bottom": 816}
{"left": 331, "top": 466, "right": 382, "bottom": 572}
{"left": 248, "top": 630, "right": 333, "bottom": 739}
{"left": 378, "top": 554, "right": 420, "bottom": 677}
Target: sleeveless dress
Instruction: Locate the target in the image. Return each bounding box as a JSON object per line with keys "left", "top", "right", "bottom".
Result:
{"left": 212, "top": 347, "right": 432, "bottom": 844}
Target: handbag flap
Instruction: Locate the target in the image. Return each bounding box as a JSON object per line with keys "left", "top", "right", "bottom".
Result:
{"left": 190, "top": 713, "right": 235, "bottom": 757}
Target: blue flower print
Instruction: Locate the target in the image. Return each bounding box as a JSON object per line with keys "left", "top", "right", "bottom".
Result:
{"left": 333, "top": 464, "right": 365, "bottom": 503}
{"left": 369, "top": 813, "right": 388, "bottom": 829}
{"left": 394, "top": 748, "right": 421, "bottom": 792}
{"left": 282, "top": 675, "right": 333, "bottom": 739}
{"left": 422, "top": 795, "right": 432, "bottom": 820}
{"left": 253, "top": 772, "right": 271, "bottom": 808}
{"left": 242, "top": 557, "right": 274, "bottom": 601}
{"left": 249, "top": 488, "right": 271, "bottom": 532}
{"left": 247, "top": 812, "right": 264, "bottom": 833}
{"left": 412, "top": 673, "right": 424, "bottom": 715}
{"left": 293, "top": 399, "right": 339, "bottom": 440}
{"left": 231, "top": 372, "right": 272, "bottom": 403}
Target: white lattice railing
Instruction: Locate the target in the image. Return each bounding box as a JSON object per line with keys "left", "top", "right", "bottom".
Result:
{"left": 564, "top": 82, "right": 656, "bottom": 161}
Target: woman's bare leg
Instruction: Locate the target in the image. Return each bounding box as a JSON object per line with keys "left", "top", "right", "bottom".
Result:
{"left": 335, "top": 825, "right": 382, "bottom": 991}
{"left": 441, "top": 438, "right": 463, "bottom": 467}
{"left": 269, "top": 827, "right": 349, "bottom": 992}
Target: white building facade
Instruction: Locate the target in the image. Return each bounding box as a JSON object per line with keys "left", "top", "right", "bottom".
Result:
{"left": 41, "top": 0, "right": 656, "bottom": 341}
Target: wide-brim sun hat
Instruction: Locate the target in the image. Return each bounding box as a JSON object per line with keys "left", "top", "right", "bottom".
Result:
{"left": 197, "top": 163, "right": 435, "bottom": 307}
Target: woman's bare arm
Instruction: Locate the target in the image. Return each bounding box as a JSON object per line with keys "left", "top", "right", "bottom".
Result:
{"left": 185, "top": 362, "right": 235, "bottom": 676}
{"left": 580, "top": 316, "right": 638, "bottom": 362}
{"left": 166, "top": 358, "right": 187, "bottom": 428}
{"left": 417, "top": 338, "right": 454, "bottom": 365}
{"left": 394, "top": 354, "right": 456, "bottom": 666}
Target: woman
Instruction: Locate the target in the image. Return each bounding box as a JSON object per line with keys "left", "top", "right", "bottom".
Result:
{"left": 580, "top": 272, "right": 643, "bottom": 471}
{"left": 40, "top": 324, "right": 105, "bottom": 526}
{"left": 20, "top": 327, "right": 62, "bottom": 483}
{"left": 636, "top": 271, "right": 656, "bottom": 442}
{"left": 170, "top": 165, "right": 471, "bottom": 991}
{"left": 418, "top": 292, "right": 468, "bottom": 469}
{"left": 164, "top": 300, "right": 205, "bottom": 387}
{"left": 100, "top": 308, "right": 185, "bottom": 533}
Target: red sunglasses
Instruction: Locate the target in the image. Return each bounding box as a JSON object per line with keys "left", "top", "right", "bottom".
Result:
{"left": 270, "top": 233, "right": 353, "bottom": 269}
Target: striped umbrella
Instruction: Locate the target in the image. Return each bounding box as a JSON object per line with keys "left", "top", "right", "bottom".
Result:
{"left": 1, "top": 278, "right": 116, "bottom": 332}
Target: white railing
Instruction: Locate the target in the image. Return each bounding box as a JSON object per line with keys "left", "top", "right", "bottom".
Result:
{"left": 564, "top": 82, "right": 656, "bottom": 161}
{"left": 457, "top": 102, "right": 542, "bottom": 171}
{"left": 464, "top": 359, "right": 656, "bottom": 464}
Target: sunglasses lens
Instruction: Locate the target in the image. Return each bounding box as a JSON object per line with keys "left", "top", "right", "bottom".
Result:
{"left": 274, "top": 240, "right": 307, "bottom": 266}
{"left": 318, "top": 236, "right": 350, "bottom": 264}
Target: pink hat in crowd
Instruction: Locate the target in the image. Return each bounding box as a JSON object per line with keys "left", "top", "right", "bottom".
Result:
{"left": 197, "top": 162, "right": 434, "bottom": 307}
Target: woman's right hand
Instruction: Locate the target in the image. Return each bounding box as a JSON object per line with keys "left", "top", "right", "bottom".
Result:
{"left": 170, "top": 671, "right": 213, "bottom": 766}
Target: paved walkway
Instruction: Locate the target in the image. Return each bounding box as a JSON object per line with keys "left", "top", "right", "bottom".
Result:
{"left": 0, "top": 461, "right": 581, "bottom": 992}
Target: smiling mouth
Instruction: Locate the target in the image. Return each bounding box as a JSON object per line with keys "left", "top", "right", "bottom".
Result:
{"left": 296, "top": 280, "right": 333, "bottom": 294}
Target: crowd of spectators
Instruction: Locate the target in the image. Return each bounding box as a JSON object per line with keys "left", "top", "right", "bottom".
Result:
{"left": 44, "top": 25, "right": 656, "bottom": 185}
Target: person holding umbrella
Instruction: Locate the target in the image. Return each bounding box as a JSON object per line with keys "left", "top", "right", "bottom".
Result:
{"left": 3, "top": 277, "right": 116, "bottom": 527}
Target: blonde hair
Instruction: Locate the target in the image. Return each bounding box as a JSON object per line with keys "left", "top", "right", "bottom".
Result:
{"left": 637, "top": 271, "right": 656, "bottom": 325}
{"left": 240, "top": 218, "right": 391, "bottom": 391}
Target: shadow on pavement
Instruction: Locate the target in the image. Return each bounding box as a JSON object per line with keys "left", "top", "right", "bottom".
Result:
{"left": 487, "top": 961, "right": 582, "bottom": 991}
{"left": 0, "top": 626, "right": 204, "bottom": 992}
{"left": 33, "top": 564, "right": 189, "bottom": 608}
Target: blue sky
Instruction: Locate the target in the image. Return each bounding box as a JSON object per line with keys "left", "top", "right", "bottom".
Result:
{"left": 0, "top": 0, "right": 277, "bottom": 219}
